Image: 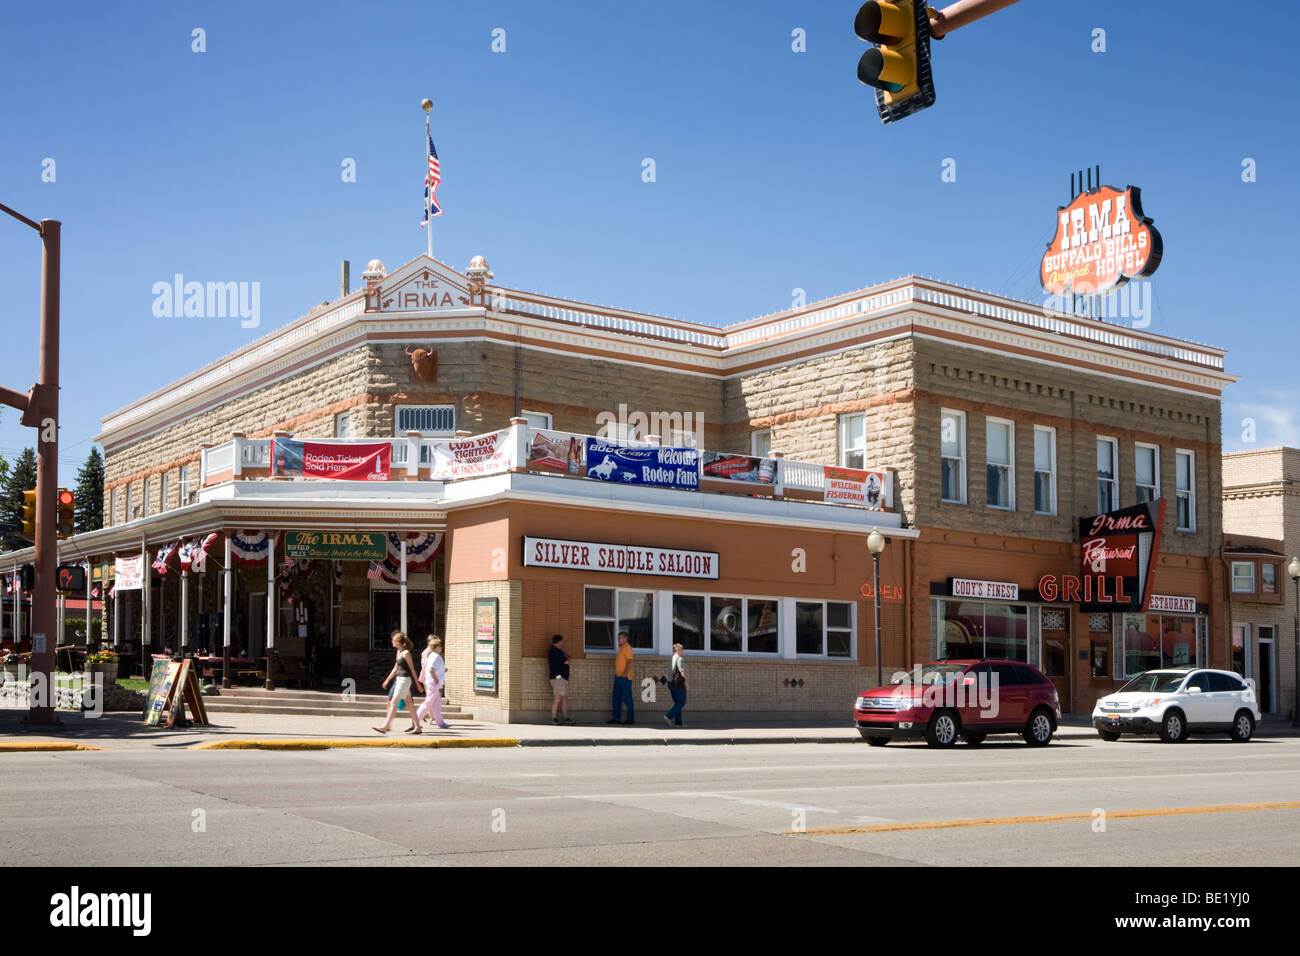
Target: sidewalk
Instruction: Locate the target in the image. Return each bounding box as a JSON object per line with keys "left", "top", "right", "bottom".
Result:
{"left": 1, "top": 708, "right": 1296, "bottom": 750}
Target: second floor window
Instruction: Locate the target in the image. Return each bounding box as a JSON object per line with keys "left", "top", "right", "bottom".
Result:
{"left": 751, "top": 429, "right": 772, "bottom": 458}
{"left": 159, "top": 474, "right": 168, "bottom": 513}
{"left": 1175, "top": 450, "right": 1195, "bottom": 531}
{"left": 1097, "top": 438, "right": 1118, "bottom": 513}
{"left": 986, "top": 418, "right": 1013, "bottom": 509}
{"left": 335, "top": 412, "right": 353, "bottom": 438}
{"left": 1135, "top": 443, "right": 1159, "bottom": 503}
{"left": 941, "top": 409, "right": 965, "bottom": 503}
{"left": 1231, "top": 562, "right": 1255, "bottom": 593}
{"left": 1033, "top": 426, "right": 1055, "bottom": 514}
{"left": 839, "top": 413, "right": 865, "bottom": 469}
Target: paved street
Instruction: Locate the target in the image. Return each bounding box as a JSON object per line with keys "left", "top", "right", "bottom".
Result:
{"left": 3, "top": 735, "right": 1298, "bottom": 866}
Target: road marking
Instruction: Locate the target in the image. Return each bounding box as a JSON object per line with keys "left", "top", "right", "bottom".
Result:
{"left": 784, "top": 800, "right": 1300, "bottom": 836}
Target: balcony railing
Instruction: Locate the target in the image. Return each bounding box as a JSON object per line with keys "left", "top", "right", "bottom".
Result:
{"left": 195, "top": 424, "right": 896, "bottom": 514}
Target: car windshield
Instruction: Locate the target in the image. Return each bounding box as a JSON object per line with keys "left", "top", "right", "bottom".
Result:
{"left": 1118, "top": 671, "right": 1186, "bottom": 694}
{"left": 896, "top": 664, "right": 969, "bottom": 686}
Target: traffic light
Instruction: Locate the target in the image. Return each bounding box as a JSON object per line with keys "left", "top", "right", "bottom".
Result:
{"left": 56, "top": 488, "right": 75, "bottom": 539}
{"left": 21, "top": 489, "right": 37, "bottom": 538}
{"left": 855, "top": 1, "right": 936, "bottom": 124}
{"left": 56, "top": 563, "right": 86, "bottom": 594}
{"left": 20, "top": 564, "right": 34, "bottom": 591}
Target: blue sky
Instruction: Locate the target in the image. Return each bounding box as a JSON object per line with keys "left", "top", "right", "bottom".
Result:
{"left": 1, "top": 0, "right": 1296, "bottom": 483}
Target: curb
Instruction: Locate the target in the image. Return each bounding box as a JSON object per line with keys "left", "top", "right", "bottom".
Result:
{"left": 191, "top": 737, "right": 519, "bottom": 751}
{"left": 519, "top": 735, "right": 855, "bottom": 747}
{"left": 0, "top": 742, "right": 105, "bottom": 752}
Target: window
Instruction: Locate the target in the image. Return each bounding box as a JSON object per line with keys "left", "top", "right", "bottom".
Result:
{"left": 108, "top": 487, "right": 116, "bottom": 527}
{"left": 838, "top": 413, "right": 865, "bottom": 469}
{"left": 1231, "top": 562, "right": 1255, "bottom": 594}
{"left": 672, "top": 594, "right": 705, "bottom": 651}
{"left": 1097, "top": 438, "right": 1118, "bottom": 512}
{"left": 1209, "top": 672, "right": 1245, "bottom": 693}
{"left": 521, "top": 410, "right": 552, "bottom": 431}
{"left": 159, "top": 474, "right": 168, "bottom": 513}
{"left": 746, "top": 598, "right": 780, "bottom": 654}
{"left": 1033, "top": 426, "right": 1056, "bottom": 514}
{"left": 1121, "top": 613, "right": 1200, "bottom": 675}
{"left": 335, "top": 412, "right": 352, "bottom": 439}
{"left": 1135, "top": 443, "right": 1159, "bottom": 503}
{"left": 179, "top": 466, "right": 190, "bottom": 506}
{"left": 751, "top": 430, "right": 772, "bottom": 459}
{"left": 985, "top": 418, "right": 1014, "bottom": 509}
{"left": 1175, "top": 449, "right": 1195, "bottom": 531}
{"left": 369, "top": 586, "right": 436, "bottom": 650}
{"left": 395, "top": 404, "right": 455, "bottom": 437}
{"left": 141, "top": 479, "right": 150, "bottom": 517}
{"left": 795, "top": 601, "right": 854, "bottom": 658}
{"left": 584, "top": 587, "right": 654, "bottom": 650}
{"left": 937, "top": 599, "right": 1029, "bottom": 661}
{"left": 674, "top": 594, "right": 780, "bottom": 655}
{"left": 940, "top": 409, "right": 966, "bottom": 503}
{"left": 710, "top": 596, "right": 744, "bottom": 652}
{"left": 1262, "top": 563, "right": 1278, "bottom": 594}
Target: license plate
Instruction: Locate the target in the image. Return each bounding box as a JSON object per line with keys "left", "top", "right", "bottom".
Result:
{"left": 1106, "top": 715, "right": 1120, "bottom": 724}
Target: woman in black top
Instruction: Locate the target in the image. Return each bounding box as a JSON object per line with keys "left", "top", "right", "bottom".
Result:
{"left": 374, "top": 631, "right": 423, "bottom": 734}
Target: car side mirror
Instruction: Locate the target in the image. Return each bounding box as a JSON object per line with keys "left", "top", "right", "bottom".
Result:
{"left": 1186, "top": 686, "right": 1201, "bottom": 694}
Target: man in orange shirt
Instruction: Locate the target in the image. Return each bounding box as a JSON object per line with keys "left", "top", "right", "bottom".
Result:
{"left": 607, "top": 629, "right": 635, "bottom": 724}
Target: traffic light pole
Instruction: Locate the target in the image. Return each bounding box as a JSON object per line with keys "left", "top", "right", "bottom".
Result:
{"left": 928, "top": 0, "right": 1022, "bottom": 39}
{"left": 0, "top": 204, "right": 61, "bottom": 725}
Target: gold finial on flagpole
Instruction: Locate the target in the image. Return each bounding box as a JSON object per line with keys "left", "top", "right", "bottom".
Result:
{"left": 421, "top": 98, "right": 432, "bottom": 112}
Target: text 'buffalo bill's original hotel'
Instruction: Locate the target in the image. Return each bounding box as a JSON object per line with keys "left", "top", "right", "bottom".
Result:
{"left": 3, "top": 249, "right": 1235, "bottom": 720}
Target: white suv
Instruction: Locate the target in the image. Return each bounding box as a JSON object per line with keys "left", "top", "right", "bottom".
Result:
{"left": 1092, "top": 668, "right": 1261, "bottom": 743}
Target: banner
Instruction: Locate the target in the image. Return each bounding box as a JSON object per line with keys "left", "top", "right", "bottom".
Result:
{"left": 700, "top": 451, "right": 775, "bottom": 485}
{"left": 284, "top": 531, "right": 387, "bottom": 561}
{"left": 431, "top": 430, "right": 512, "bottom": 480}
{"left": 528, "top": 431, "right": 583, "bottom": 473}
{"left": 273, "top": 438, "right": 391, "bottom": 481}
{"left": 114, "top": 556, "right": 144, "bottom": 591}
{"left": 523, "top": 536, "right": 719, "bottom": 579}
{"left": 583, "top": 439, "right": 699, "bottom": 489}
{"left": 385, "top": 532, "right": 444, "bottom": 568}
{"left": 824, "top": 466, "right": 891, "bottom": 511}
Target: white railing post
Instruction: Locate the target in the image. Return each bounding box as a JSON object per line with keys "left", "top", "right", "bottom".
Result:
{"left": 405, "top": 430, "right": 422, "bottom": 479}
{"left": 199, "top": 441, "right": 213, "bottom": 487}
{"left": 230, "top": 431, "right": 246, "bottom": 478}
{"left": 509, "top": 417, "right": 528, "bottom": 471}
{"left": 771, "top": 450, "right": 786, "bottom": 498}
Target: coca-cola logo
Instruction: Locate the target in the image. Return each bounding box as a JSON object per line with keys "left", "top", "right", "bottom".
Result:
{"left": 1082, "top": 537, "right": 1137, "bottom": 572}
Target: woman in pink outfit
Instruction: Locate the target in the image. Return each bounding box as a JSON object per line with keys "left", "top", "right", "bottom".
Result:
{"left": 416, "top": 635, "right": 450, "bottom": 729}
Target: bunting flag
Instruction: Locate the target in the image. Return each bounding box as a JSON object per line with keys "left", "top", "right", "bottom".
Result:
{"left": 278, "top": 561, "right": 295, "bottom": 604}
{"left": 178, "top": 539, "right": 197, "bottom": 571}
{"left": 152, "top": 541, "right": 180, "bottom": 574}
{"left": 385, "top": 532, "right": 443, "bottom": 570}
{"left": 229, "top": 530, "right": 277, "bottom": 567}
{"left": 192, "top": 531, "right": 221, "bottom": 572}
{"left": 296, "top": 558, "right": 314, "bottom": 578}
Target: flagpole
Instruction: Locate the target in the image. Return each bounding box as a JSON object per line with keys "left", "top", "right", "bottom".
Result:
{"left": 422, "top": 98, "right": 433, "bottom": 260}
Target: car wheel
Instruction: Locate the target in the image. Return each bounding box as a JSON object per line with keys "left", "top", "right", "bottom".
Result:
{"left": 1158, "top": 709, "right": 1188, "bottom": 743}
{"left": 925, "top": 710, "right": 959, "bottom": 747}
{"left": 1229, "top": 711, "right": 1254, "bottom": 743}
{"left": 1023, "top": 708, "right": 1054, "bottom": 746}
{"left": 962, "top": 733, "right": 986, "bottom": 746}
{"left": 1097, "top": 729, "right": 1121, "bottom": 742}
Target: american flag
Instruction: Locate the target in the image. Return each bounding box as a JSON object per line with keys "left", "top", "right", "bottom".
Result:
{"left": 367, "top": 561, "right": 385, "bottom": 581}
{"left": 420, "top": 133, "right": 443, "bottom": 226}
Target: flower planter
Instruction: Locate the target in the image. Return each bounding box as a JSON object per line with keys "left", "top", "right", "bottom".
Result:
{"left": 88, "top": 662, "right": 119, "bottom": 683}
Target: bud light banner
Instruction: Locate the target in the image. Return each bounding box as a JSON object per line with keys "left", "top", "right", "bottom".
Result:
{"left": 273, "top": 438, "right": 391, "bottom": 481}
{"left": 583, "top": 439, "right": 699, "bottom": 489}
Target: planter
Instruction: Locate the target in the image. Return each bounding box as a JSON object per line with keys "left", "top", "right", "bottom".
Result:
{"left": 88, "top": 662, "right": 119, "bottom": 683}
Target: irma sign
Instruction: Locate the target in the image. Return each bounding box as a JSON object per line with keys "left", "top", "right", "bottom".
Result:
{"left": 1040, "top": 185, "right": 1163, "bottom": 296}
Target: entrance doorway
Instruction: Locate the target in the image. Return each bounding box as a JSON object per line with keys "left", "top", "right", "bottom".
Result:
{"left": 1258, "top": 630, "right": 1276, "bottom": 713}
{"left": 249, "top": 592, "right": 265, "bottom": 657}
{"left": 1041, "top": 607, "right": 1070, "bottom": 711}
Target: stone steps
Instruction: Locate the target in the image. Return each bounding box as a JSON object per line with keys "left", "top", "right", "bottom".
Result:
{"left": 200, "top": 686, "right": 472, "bottom": 720}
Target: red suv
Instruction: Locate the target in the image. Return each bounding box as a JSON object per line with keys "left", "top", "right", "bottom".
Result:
{"left": 853, "top": 660, "right": 1060, "bottom": 747}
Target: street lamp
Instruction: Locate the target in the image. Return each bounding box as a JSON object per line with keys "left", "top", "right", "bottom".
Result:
{"left": 868, "top": 528, "right": 886, "bottom": 685}
{"left": 1289, "top": 557, "right": 1300, "bottom": 728}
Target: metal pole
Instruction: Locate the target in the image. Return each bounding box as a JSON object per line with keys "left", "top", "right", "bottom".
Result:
{"left": 26, "top": 219, "right": 60, "bottom": 724}
{"left": 180, "top": 568, "right": 189, "bottom": 655}
{"left": 929, "top": 0, "right": 1022, "bottom": 38}
{"left": 873, "top": 551, "right": 883, "bottom": 685}
{"left": 141, "top": 537, "right": 149, "bottom": 664}
{"left": 264, "top": 535, "right": 276, "bottom": 690}
{"left": 222, "top": 536, "right": 232, "bottom": 689}
{"left": 400, "top": 538, "right": 408, "bottom": 637}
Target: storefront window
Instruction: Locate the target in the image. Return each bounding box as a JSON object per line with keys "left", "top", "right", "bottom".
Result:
{"left": 746, "top": 598, "right": 779, "bottom": 654}
{"left": 672, "top": 594, "right": 705, "bottom": 651}
{"left": 710, "top": 596, "right": 744, "bottom": 652}
{"left": 795, "top": 601, "right": 853, "bottom": 658}
{"left": 796, "top": 602, "right": 823, "bottom": 655}
{"left": 937, "top": 599, "right": 1028, "bottom": 661}
{"left": 1122, "top": 613, "right": 1199, "bottom": 676}
{"left": 585, "top": 587, "right": 654, "bottom": 650}
{"left": 369, "top": 589, "right": 435, "bottom": 650}
{"left": 585, "top": 587, "right": 615, "bottom": 649}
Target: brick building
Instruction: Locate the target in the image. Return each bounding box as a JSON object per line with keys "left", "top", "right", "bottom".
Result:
{"left": 1222, "top": 447, "right": 1300, "bottom": 719}
{"left": 3, "top": 253, "right": 1237, "bottom": 720}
